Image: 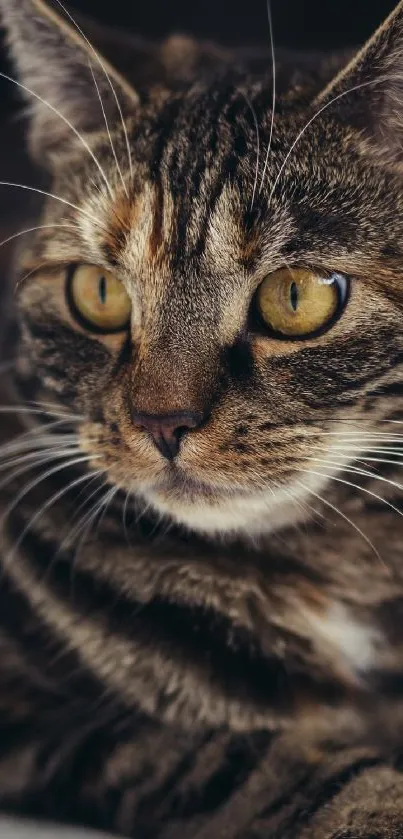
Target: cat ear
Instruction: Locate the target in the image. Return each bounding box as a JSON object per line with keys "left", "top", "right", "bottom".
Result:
{"left": 0, "top": 0, "right": 138, "bottom": 164}
{"left": 315, "top": 0, "right": 403, "bottom": 165}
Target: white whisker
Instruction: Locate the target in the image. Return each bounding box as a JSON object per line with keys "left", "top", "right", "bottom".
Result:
{"left": 0, "top": 223, "right": 79, "bottom": 253}
{"left": 0, "top": 71, "right": 114, "bottom": 200}
{"left": 53, "top": 0, "right": 134, "bottom": 181}
{"left": 15, "top": 261, "right": 49, "bottom": 292}
{"left": 309, "top": 457, "right": 403, "bottom": 497}
{"left": 240, "top": 92, "right": 260, "bottom": 211}
{"left": 0, "top": 182, "right": 107, "bottom": 232}
{"left": 59, "top": 483, "right": 106, "bottom": 554}
{"left": 0, "top": 446, "right": 81, "bottom": 495}
{"left": 95, "top": 486, "right": 118, "bottom": 535}
{"left": 298, "top": 466, "right": 403, "bottom": 521}
{"left": 0, "top": 420, "right": 79, "bottom": 456}
{"left": 259, "top": 0, "right": 276, "bottom": 193}
{"left": 28, "top": 401, "right": 84, "bottom": 419}
{"left": 295, "top": 478, "right": 384, "bottom": 566}
{"left": 0, "top": 442, "right": 79, "bottom": 475}
{"left": 267, "top": 73, "right": 403, "bottom": 202}
{"left": 1, "top": 454, "right": 100, "bottom": 532}
{"left": 336, "top": 442, "right": 403, "bottom": 451}
{"left": 122, "top": 488, "right": 132, "bottom": 545}
{"left": 71, "top": 484, "right": 114, "bottom": 555}
{"left": 5, "top": 468, "right": 103, "bottom": 567}
{"left": 88, "top": 62, "right": 128, "bottom": 198}
{"left": 331, "top": 450, "right": 403, "bottom": 460}
{"left": 0, "top": 430, "right": 78, "bottom": 456}
{"left": 0, "top": 405, "right": 82, "bottom": 421}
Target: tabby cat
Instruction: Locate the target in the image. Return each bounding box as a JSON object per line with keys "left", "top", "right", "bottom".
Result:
{"left": 1, "top": 0, "right": 403, "bottom": 836}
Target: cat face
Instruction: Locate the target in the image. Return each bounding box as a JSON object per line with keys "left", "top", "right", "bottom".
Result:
{"left": 4, "top": 0, "right": 403, "bottom": 538}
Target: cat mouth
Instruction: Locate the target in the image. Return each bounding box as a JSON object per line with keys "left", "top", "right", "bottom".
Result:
{"left": 152, "top": 466, "right": 249, "bottom": 501}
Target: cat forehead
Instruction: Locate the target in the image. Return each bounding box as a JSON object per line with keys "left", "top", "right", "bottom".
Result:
{"left": 76, "top": 148, "right": 390, "bottom": 286}
{"left": 35, "top": 79, "right": 403, "bottom": 292}
{"left": 82, "top": 176, "right": 295, "bottom": 290}
{"left": 73, "top": 106, "right": 354, "bottom": 273}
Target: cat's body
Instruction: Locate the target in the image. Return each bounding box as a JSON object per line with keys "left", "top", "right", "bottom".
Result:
{"left": 1, "top": 1, "right": 403, "bottom": 836}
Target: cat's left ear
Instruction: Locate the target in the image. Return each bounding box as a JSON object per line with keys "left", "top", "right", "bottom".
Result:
{"left": 0, "top": 0, "right": 139, "bottom": 165}
{"left": 316, "top": 0, "right": 403, "bottom": 165}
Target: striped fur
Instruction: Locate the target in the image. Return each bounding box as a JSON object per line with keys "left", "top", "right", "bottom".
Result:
{"left": 0, "top": 0, "right": 403, "bottom": 836}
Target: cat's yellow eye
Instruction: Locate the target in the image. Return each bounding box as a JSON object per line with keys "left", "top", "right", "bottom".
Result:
{"left": 68, "top": 265, "right": 131, "bottom": 332}
{"left": 256, "top": 267, "right": 349, "bottom": 339}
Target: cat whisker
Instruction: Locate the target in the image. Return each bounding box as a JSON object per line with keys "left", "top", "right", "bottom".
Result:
{"left": 0, "top": 439, "right": 80, "bottom": 473}
{"left": 0, "top": 71, "right": 115, "bottom": 201}
{"left": 27, "top": 402, "right": 85, "bottom": 422}
{"left": 298, "top": 465, "right": 403, "bottom": 522}
{"left": 267, "top": 72, "right": 403, "bottom": 203}
{"left": 0, "top": 421, "right": 80, "bottom": 455}
{"left": 95, "top": 486, "right": 119, "bottom": 535}
{"left": 294, "top": 477, "right": 384, "bottom": 567}
{"left": 70, "top": 484, "right": 116, "bottom": 558}
{"left": 327, "top": 432, "right": 403, "bottom": 439}
{"left": 0, "top": 405, "right": 83, "bottom": 421}
{"left": 309, "top": 456, "right": 403, "bottom": 497}
{"left": 0, "top": 445, "right": 82, "bottom": 496}
{"left": 75, "top": 478, "right": 109, "bottom": 525}
{"left": 54, "top": 0, "right": 134, "bottom": 182}
{"left": 88, "top": 62, "right": 128, "bottom": 198}
{"left": 0, "top": 411, "right": 79, "bottom": 437}
{"left": 240, "top": 92, "right": 260, "bottom": 212}
{"left": 330, "top": 447, "right": 403, "bottom": 457}
{"left": 0, "top": 432, "right": 78, "bottom": 462}
{"left": 330, "top": 413, "right": 403, "bottom": 421}
{"left": 67, "top": 484, "right": 114, "bottom": 598}
{"left": 0, "top": 223, "right": 79, "bottom": 254}
{"left": 0, "top": 182, "right": 108, "bottom": 233}
{"left": 304, "top": 431, "right": 403, "bottom": 442}
{"left": 0, "top": 454, "right": 100, "bottom": 537}
{"left": 5, "top": 467, "right": 104, "bottom": 568}
{"left": 329, "top": 441, "right": 403, "bottom": 451}
{"left": 0, "top": 429, "right": 79, "bottom": 457}
{"left": 122, "top": 488, "right": 133, "bottom": 546}
{"left": 259, "top": 0, "right": 276, "bottom": 194}
{"left": 71, "top": 472, "right": 106, "bottom": 513}
{"left": 59, "top": 478, "right": 108, "bottom": 552}
{"left": 131, "top": 490, "right": 153, "bottom": 531}
{"left": 15, "top": 261, "right": 50, "bottom": 293}
{"left": 0, "top": 436, "right": 76, "bottom": 471}
{"left": 275, "top": 481, "right": 326, "bottom": 528}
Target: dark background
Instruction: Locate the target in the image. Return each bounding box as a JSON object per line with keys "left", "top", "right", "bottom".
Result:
{"left": 0, "top": 1, "right": 399, "bottom": 82}
{"left": 80, "top": 0, "right": 396, "bottom": 48}
{"left": 0, "top": 0, "right": 399, "bottom": 120}
{"left": 38, "top": 0, "right": 397, "bottom": 49}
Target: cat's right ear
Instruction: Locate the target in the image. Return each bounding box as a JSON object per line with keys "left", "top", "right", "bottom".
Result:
{"left": 0, "top": 0, "right": 138, "bottom": 165}
{"left": 315, "top": 0, "right": 403, "bottom": 167}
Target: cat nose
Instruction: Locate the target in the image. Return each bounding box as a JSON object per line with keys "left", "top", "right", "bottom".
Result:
{"left": 132, "top": 410, "right": 204, "bottom": 460}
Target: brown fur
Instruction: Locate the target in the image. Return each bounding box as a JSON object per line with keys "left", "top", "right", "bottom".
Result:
{"left": 1, "top": 1, "right": 403, "bottom": 836}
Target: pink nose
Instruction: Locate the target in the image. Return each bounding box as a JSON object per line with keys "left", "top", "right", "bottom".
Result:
{"left": 131, "top": 410, "right": 204, "bottom": 460}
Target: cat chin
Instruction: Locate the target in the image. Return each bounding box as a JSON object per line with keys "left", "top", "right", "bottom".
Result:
{"left": 138, "top": 476, "right": 323, "bottom": 539}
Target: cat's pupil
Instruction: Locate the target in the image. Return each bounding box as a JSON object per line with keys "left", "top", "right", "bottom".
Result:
{"left": 290, "top": 281, "right": 299, "bottom": 312}
{"left": 98, "top": 275, "right": 107, "bottom": 305}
